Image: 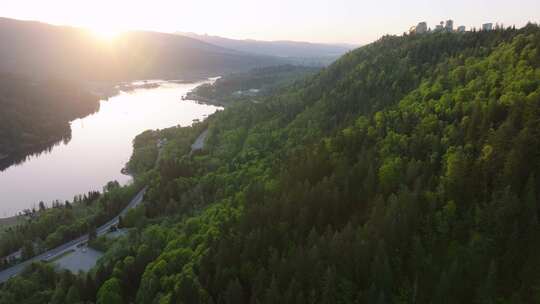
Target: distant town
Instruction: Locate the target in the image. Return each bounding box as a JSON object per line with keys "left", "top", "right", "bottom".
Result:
{"left": 409, "top": 20, "right": 500, "bottom": 34}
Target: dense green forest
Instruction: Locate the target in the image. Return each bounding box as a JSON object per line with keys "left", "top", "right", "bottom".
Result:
{"left": 2, "top": 25, "right": 540, "bottom": 303}
{"left": 0, "top": 74, "right": 99, "bottom": 169}
{"left": 188, "top": 65, "right": 320, "bottom": 106}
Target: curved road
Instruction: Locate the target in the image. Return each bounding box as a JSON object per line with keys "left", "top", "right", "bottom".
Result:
{"left": 191, "top": 129, "right": 208, "bottom": 152}
{"left": 0, "top": 129, "right": 206, "bottom": 284}
{"left": 0, "top": 186, "right": 146, "bottom": 284}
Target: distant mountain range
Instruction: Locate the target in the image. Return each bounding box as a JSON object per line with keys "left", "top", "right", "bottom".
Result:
{"left": 179, "top": 32, "right": 357, "bottom": 65}
{"left": 0, "top": 17, "right": 357, "bottom": 82}
{"left": 0, "top": 17, "right": 285, "bottom": 82}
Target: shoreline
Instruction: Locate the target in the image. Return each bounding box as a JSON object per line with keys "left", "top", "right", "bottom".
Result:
{"left": 0, "top": 134, "right": 72, "bottom": 172}
{"left": 183, "top": 92, "right": 229, "bottom": 108}
{"left": 185, "top": 93, "right": 221, "bottom": 105}
{"left": 0, "top": 78, "right": 216, "bottom": 218}
{"left": 182, "top": 76, "right": 228, "bottom": 108}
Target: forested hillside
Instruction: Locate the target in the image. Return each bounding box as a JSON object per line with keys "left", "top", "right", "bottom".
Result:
{"left": 0, "top": 74, "right": 100, "bottom": 169}
{"left": 180, "top": 32, "right": 355, "bottom": 66}
{"left": 0, "top": 17, "right": 283, "bottom": 81}
{"left": 2, "top": 25, "right": 540, "bottom": 303}
{"left": 188, "top": 65, "right": 320, "bottom": 106}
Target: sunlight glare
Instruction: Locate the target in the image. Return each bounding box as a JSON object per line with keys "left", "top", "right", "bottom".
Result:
{"left": 89, "top": 27, "right": 124, "bottom": 41}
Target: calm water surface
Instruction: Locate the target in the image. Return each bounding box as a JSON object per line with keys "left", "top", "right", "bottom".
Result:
{"left": 0, "top": 80, "right": 221, "bottom": 217}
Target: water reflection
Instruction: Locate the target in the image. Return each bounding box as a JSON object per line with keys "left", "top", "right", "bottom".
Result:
{"left": 0, "top": 132, "right": 72, "bottom": 172}
{"left": 0, "top": 101, "right": 104, "bottom": 172}
{"left": 0, "top": 80, "right": 220, "bottom": 217}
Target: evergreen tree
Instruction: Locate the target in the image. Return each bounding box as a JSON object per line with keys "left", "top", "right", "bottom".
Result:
{"left": 97, "top": 278, "right": 123, "bottom": 304}
{"left": 65, "top": 285, "right": 81, "bottom": 304}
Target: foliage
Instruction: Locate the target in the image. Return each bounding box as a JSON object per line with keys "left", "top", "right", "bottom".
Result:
{"left": 189, "top": 65, "right": 319, "bottom": 106}
{"left": 2, "top": 24, "right": 540, "bottom": 304}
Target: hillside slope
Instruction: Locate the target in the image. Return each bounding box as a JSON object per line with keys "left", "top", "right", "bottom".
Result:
{"left": 130, "top": 25, "right": 540, "bottom": 303}
{"left": 1, "top": 25, "right": 540, "bottom": 304}
{"left": 0, "top": 17, "right": 285, "bottom": 169}
{"left": 188, "top": 65, "right": 320, "bottom": 106}
{"left": 0, "top": 74, "right": 100, "bottom": 170}
{"left": 0, "top": 18, "right": 284, "bottom": 81}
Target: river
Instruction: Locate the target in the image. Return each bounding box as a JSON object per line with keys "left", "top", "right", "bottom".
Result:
{"left": 0, "top": 79, "right": 221, "bottom": 217}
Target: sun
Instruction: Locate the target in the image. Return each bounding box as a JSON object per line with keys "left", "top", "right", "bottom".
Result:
{"left": 89, "top": 27, "right": 124, "bottom": 41}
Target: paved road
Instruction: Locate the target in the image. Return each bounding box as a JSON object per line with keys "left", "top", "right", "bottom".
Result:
{"left": 0, "top": 187, "right": 146, "bottom": 284}
{"left": 191, "top": 129, "right": 208, "bottom": 152}
{"left": 0, "top": 130, "right": 201, "bottom": 283}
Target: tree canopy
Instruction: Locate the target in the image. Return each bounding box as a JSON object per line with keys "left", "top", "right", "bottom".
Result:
{"left": 2, "top": 24, "right": 540, "bottom": 304}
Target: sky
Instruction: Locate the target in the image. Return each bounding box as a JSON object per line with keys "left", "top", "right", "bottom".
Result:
{"left": 1, "top": 0, "right": 539, "bottom": 44}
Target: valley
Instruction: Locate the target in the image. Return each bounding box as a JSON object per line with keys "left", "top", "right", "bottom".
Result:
{"left": 0, "top": 8, "right": 538, "bottom": 304}
{"left": 0, "top": 80, "right": 221, "bottom": 217}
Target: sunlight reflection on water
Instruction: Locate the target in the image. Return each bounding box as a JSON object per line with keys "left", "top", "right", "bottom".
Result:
{"left": 0, "top": 80, "right": 220, "bottom": 217}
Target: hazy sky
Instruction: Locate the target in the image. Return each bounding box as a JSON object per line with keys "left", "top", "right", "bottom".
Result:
{"left": 2, "top": 0, "right": 539, "bottom": 44}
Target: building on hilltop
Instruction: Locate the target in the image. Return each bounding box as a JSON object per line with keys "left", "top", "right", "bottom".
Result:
{"left": 482, "top": 23, "right": 493, "bottom": 31}
{"left": 445, "top": 20, "right": 454, "bottom": 32}
{"left": 416, "top": 22, "right": 428, "bottom": 34}
{"left": 435, "top": 21, "right": 444, "bottom": 31}
{"left": 409, "top": 22, "right": 428, "bottom": 35}
{"left": 409, "top": 20, "right": 469, "bottom": 34}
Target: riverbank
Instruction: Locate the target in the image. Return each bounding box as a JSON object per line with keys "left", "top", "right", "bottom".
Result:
{"left": 0, "top": 79, "right": 221, "bottom": 218}
{"left": 0, "top": 77, "right": 101, "bottom": 172}
{"left": 0, "top": 130, "right": 73, "bottom": 172}
{"left": 183, "top": 92, "right": 229, "bottom": 107}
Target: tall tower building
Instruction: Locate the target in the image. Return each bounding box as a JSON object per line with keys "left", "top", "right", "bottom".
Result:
{"left": 445, "top": 20, "right": 454, "bottom": 31}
